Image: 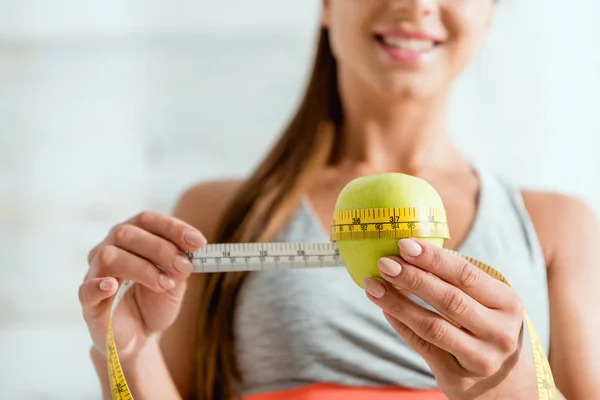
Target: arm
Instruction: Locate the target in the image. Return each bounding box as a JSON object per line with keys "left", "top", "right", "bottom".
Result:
{"left": 522, "top": 191, "right": 600, "bottom": 399}
{"left": 89, "top": 179, "right": 242, "bottom": 400}
{"left": 91, "top": 336, "right": 180, "bottom": 400}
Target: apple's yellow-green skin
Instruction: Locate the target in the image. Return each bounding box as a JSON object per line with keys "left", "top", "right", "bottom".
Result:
{"left": 334, "top": 173, "right": 447, "bottom": 288}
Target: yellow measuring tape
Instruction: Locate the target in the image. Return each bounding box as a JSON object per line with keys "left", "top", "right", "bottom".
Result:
{"left": 106, "top": 206, "right": 557, "bottom": 400}
{"left": 330, "top": 206, "right": 450, "bottom": 241}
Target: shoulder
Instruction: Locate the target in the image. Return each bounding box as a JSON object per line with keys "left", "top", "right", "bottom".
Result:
{"left": 171, "top": 178, "right": 245, "bottom": 241}
{"left": 520, "top": 189, "right": 599, "bottom": 269}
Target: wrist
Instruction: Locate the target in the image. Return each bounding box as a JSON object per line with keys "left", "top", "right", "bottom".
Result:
{"left": 441, "top": 350, "right": 537, "bottom": 400}
{"left": 105, "top": 333, "right": 154, "bottom": 366}
{"left": 91, "top": 335, "right": 154, "bottom": 373}
{"left": 475, "top": 349, "right": 538, "bottom": 400}
{"left": 90, "top": 335, "right": 181, "bottom": 400}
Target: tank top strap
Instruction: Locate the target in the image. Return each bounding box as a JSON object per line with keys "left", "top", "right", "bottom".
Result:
{"left": 462, "top": 160, "right": 547, "bottom": 269}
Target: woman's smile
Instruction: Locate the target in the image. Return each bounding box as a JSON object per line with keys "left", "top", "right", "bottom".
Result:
{"left": 373, "top": 27, "right": 444, "bottom": 66}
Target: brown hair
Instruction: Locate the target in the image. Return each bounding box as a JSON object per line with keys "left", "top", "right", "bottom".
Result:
{"left": 193, "top": 28, "right": 342, "bottom": 400}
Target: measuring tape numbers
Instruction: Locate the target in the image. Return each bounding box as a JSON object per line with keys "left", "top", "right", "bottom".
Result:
{"left": 106, "top": 207, "right": 557, "bottom": 400}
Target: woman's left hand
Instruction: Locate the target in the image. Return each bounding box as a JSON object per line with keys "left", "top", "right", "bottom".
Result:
{"left": 363, "top": 238, "right": 537, "bottom": 400}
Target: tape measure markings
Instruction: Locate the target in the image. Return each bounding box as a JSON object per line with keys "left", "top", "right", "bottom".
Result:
{"left": 106, "top": 206, "right": 557, "bottom": 400}
{"left": 106, "top": 321, "right": 131, "bottom": 400}
{"left": 188, "top": 242, "right": 343, "bottom": 273}
{"left": 330, "top": 207, "right": 449, "bottom": 241}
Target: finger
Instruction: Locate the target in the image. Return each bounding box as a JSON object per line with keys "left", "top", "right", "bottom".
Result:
{"left": 108, "top": 224, "right": 194, "bottom": 280}
{"left": 90, "top": 245, "right": 177, "bottom": 293}
{"left": 382, "top": 311, "right": 449, "bottom": 368}
{"left": 128, "top": 211, "right": 207, "bottom": 252}
{"left": 363, "top": 277, "right": 486, "bottom": 373}
{"left": 397, "top": 238, "right": 514, "bottom": 310}
{"left": 87, "top": 243, "right": 101, "bottom": 266}
{"left": 79, "top": 277, "right": 118, "bottom": 309}
{"left": 378, "top": 257, "right": 496, "bottom": 337}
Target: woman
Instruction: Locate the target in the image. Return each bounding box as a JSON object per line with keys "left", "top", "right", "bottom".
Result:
{"left": 79, "top": 1, "right": 600, "bottom": 399}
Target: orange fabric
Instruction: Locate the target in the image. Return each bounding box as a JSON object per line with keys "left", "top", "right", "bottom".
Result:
{"left": 242, "top": 383, "right": 447, "bottom": 400}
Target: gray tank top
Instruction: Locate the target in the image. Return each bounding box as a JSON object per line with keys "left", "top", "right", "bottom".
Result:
{"left": 233, "top": 163, "right": 550, "bottom": 397}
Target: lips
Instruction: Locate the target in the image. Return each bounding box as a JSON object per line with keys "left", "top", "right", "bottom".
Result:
{"left": 373, "top": 29, "right": 444, "bottom": 64}
{"left": 374, "top": 28, "right": 444, "bottom": 54}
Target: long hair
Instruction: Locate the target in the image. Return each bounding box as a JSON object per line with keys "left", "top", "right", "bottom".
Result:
{"left": 193, "top": 28, "right": 342, "bottom": 399}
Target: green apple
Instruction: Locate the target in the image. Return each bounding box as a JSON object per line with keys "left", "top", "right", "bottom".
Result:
{"left": 334, "top": 173, "right": 448, "bottom": 288}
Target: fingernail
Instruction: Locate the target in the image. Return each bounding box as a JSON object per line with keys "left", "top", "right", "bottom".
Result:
{"left": 159, "top": 274, "right": 176, "bottom": 290}
{"left": 399, "top": 239, "right": 422, "bottom": 257}
{"left": 378, "top": 258, "right": 402, "bottom": 277}
{"left": 363, "top": 278, "right": 386, "bottom": 299}
{"left": 174, "top": 255, "right": 193, "bottom": 273}
{"left": 99, "top": 279, "right": 115, "bottom": 291}
{"left": 184, "top": 230, "right": 206, "bottom": 247}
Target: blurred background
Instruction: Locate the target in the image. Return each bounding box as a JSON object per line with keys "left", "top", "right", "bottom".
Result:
{"left": 0, "top": 0, "right": 598, "bottom": 398}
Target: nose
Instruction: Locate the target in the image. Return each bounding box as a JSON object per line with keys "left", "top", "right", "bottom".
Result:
{"left": 390, "top": 0, "right": 435, "bottom": 20}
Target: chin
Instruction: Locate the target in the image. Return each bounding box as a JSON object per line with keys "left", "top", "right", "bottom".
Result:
{"left": 375, "top": 76, "right": 443, "bottom": 102}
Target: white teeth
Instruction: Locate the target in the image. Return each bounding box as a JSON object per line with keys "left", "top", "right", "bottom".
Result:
{"left": 381, "top": 37, "right": 434, "bottom": 51}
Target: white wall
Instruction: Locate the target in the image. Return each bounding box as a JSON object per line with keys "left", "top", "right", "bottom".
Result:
{"left": 1, "top": 0, "right": 599, "bottom": 398}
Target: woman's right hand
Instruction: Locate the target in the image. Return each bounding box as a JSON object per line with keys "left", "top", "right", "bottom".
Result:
{"left": 78, "top": 211, "right": 207, "bottom": 362}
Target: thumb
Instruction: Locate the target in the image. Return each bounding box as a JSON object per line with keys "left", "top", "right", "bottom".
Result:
{"left": 79, "top": 277, "right": 118, "bottom": 310}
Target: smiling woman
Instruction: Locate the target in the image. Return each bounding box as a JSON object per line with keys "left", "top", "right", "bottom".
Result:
{"left": 78, "top": 1, "right": 600, "bottom": 399}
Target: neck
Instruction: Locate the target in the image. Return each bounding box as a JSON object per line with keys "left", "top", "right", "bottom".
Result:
{"left": 336, "top": 71, "right": 462, "bottom": 176}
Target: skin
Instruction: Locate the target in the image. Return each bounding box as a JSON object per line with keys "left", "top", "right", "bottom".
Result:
{"left": 80, "top": 0, "right": 600, "bottom": 399}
